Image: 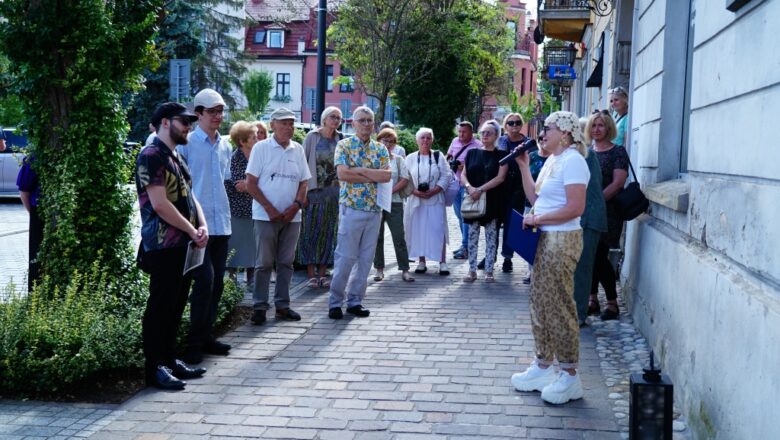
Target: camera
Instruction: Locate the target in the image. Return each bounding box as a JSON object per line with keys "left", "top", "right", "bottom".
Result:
{"left": 417, "top": 182, "right": 430, "bottom": 192}
{"left": 448, "top": 159, "right": 461, "bottom": 173}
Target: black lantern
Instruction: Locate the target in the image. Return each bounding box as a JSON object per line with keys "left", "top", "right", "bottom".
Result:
{"left": 629, "top": 352, "right": 673, "bottom": 439}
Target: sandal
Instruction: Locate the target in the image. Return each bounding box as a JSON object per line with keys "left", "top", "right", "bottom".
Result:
{"left": 373, "top": 269, "right": 384, "bottom": 282}
{"left": 485, "top": 273, "right": 495, "bottom": 283}
{"left": 402, "top": 271, "right": 415, "bottom": 282}
{"left": 600, "top": 301, "right": 619, "bottom": 321}
{"left": 307, "top": 277, "right": 320, "bottom": 289}
{"left": 462, "top": 272, "right": 477, "bottom": 283}
{"left": 318, "top": 276, "right": 330, "bottom": 289}
{"left": 587, "top": 296, "right": 601, "bottom": 316}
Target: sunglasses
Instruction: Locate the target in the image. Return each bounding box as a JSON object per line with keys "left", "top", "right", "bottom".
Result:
{"left": 172, "top": 117, "right": 193, "bottom": 127}
{"left": 506, "top": 120, "right": 522, "bottom": 127}
{"left": 480, "top": 130, "right": 496, "bottom": 136}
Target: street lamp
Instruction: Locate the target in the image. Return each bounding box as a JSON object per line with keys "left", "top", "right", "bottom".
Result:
{"left": 629, "top": 351, "right": 674, "bottom": 439}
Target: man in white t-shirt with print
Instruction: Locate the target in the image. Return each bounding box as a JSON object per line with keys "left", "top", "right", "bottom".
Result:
{"left": 245, "top": 108, "right": 311, "bottom": 325}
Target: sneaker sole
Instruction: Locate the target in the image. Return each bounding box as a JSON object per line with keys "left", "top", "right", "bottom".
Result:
{"left": 511, "top": 373, "right": 557, "bottom": 392}
{"left": 541, "top": 383, "right": 584, "bottom": 404}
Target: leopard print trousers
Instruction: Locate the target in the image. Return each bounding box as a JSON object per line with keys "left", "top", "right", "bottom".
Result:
{"left": 530, "top": 229, "right": 583, "bottom": 369}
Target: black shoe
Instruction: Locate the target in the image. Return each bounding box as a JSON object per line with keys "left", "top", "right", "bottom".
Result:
{"left": 346, "top": 305, "right": 370, "bottom": 317}
{"left": 147, "top": 365, "right": 186, "bottom": 390}
{"left": 251, "top": 309, "right": 267, "bottom": 325}
{"left": 181, "top": 349, "right": 203, "bottom": 365}
{"left": 502, "top": 258, "right": 513, "bottom": 273}
{"left": 522, "top": 276, "right": 531, "bottom": 284}
{"left": 600, "top": 306, "right": 620, "bottom": 321}
{"left": 172, "top": 359, "right": 206, "bottom": 379}
{"left": 329, "top": 307, "right": 343, "bottom": 319}
{"left": 275, "top": 308, "right": 302, "bottom": 321}
{"left": 204, "top": 339, "right": 231, "bottom": 355}
{"left": 477, "top": 258, "right": 485, "bottom": 270}
{"left": 453, "top": 248, "right": 467, "bottom": 259}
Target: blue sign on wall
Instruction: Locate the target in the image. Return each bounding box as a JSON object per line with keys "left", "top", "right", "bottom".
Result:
{"left": 548, "top": 65, "right": 577, "bottom": 80}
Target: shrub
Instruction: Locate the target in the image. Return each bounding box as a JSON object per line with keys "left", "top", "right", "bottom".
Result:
{"left": 396, "top": 128, "right": 418, "bottom": 155}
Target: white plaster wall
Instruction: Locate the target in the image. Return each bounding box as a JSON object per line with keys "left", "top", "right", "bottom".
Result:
{"left": 627, "top": 221, "right": 780, "bottom": 439}
{"left": 246, "top": 60, "right": 304, "bottom": 116}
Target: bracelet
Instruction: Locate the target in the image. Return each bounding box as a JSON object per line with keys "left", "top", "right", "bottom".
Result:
{"left": 294, "top": 200, "right": 303, "bottom": 209}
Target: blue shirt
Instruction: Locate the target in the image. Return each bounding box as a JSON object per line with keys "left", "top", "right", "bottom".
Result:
{"left": 177, "top": 125, "right": 232, "bottom": 236}
{"left": 16, "top": 155, "right": 40, "bottom": 207}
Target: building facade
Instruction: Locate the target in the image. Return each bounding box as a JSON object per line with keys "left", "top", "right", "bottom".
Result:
{"left": 541, "top": 0, "right": 780, "bottom": 437}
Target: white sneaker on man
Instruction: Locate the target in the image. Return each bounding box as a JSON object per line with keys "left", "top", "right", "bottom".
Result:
{"left": 541, "top": 371, "right": 584, "bottom": 404}
{"left": 511, "top": 361, "right": 557, "bottom": 392}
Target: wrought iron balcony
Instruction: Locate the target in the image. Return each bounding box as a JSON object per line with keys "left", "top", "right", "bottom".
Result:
{"left": 543, "top": 45, "right": 577, "bottom": 82}
{"left": 538, "top": 1, "right": 614, "bottom": 42}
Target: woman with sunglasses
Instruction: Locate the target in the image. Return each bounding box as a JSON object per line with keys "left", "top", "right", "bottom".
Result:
{"left": 511, "top": 111, "right": 590, "bottom": 405}
{"left": 372, "top": 128, "right": 414, "bottom": 282}
{"left": 297, "top": 106, "right": 344, "bottom": 289}
{"left": 403, "top": 128, "right": 452, "bottom": 276}
{"left": 460, "top": 120, "right": 509, "bottom": 282}
{"left": 585, "top": 110, "right": 628, "bottom": 320}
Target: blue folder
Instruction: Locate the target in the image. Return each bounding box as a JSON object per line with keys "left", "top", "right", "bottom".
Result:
{"left": 508, "top": 209, "right": 541, "bottom": 265}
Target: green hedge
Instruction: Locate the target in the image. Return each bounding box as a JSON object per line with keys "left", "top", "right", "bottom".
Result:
{"left": 0, "top": 259, "right": 244, "bottom": 394}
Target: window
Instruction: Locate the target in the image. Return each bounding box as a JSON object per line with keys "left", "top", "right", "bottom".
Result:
{"left": 340, "top": 66, "right": 354, "bottom": 93}
{"left": 268, "top": 30, "right": 284, "bottom": 48}
{"left": 276, "top": 73, "right": 291, "bottom": 97}
{"left": 254, "top": 31, "right": 266, "bottom": 44}
{"left": 326, "top": 65, "right": 334, "bottom": 92}
{"left": 521, "top": 68, "right": 527, "bottom": 96}
{"left": 340, "top": 99, "right": 352, "bottom": 119}
{"left": 305, "top": 88, "right": 316, "bottom": 111}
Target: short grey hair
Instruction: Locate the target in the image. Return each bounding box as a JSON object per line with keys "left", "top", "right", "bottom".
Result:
{"left": 479, "top": 119, "right": 501, "bottom": 137}
{"left": 321, "top": 106, "right": 342, "bottom": 123}
{"left": 352, "top": 106, "right": 374, "bottom": 120}
{"left": 415, "top": 127, "right": 434, "bottom": 141}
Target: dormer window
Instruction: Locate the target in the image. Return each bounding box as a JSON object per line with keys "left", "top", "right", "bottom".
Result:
{"left": 254, "top": 30, "right": 266, "bottom": 44}
{"left": 268, "top": 30, "right": 284, "bottom": 48}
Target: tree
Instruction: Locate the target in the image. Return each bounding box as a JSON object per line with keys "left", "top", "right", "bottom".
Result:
{"left": 126, "top": 0, "right": 247, "bottom": 141}
{"left": 0, "top": 54, "right": 24, "bottom": 127}
{"left": 329, "top": 0, "right": 434, "bottom": 122}
{"left": 0, "top": 0, "right": 162, "bottom": 288}
{"left": 243, "top": 70, "right": 273, "bottom": 117}
{"left": 394, "top": 0, "right": 513, "bottom": 147}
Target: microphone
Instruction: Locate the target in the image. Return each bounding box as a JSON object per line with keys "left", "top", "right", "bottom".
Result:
{"left": 499, "top": 139, "right": 538, "bottom": 165}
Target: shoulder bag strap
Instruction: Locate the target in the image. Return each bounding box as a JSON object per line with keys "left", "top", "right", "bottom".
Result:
{"left": 625, "top": 154, "right": 639, "bottom": 184}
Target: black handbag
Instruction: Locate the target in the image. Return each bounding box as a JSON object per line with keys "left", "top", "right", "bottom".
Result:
{"left": 613, "top": 157, "right": 649, "bottom": 221}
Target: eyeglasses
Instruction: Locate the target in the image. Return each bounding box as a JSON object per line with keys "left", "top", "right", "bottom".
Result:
{"left": 172, "top": 117, "right": 193, "bottom": 127}
{"left": 328, "top": 114, "right": 342, "bottom": 121}
{"left": 356, "top": 118, "right": 374, "bottom": 125}
{"left": 380, "top": 139, "right": 397, "bottom": 146}
{"left": 592, "top": 109, "right": 611, "bottom": 115}
{"left": 480, "top": 131, "right": 496, "bottom": 136}
{"left": 205, "top": 108, "right": 224, "bottom": 116}
{"left": 506, "top": 120, "right": 522, "bottom": 127}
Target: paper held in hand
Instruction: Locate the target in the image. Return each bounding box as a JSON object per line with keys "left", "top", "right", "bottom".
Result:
{"left": 377, "top": 181, "right": 392, "bottom": 213}
{"left": 183, "top": 241, "right": 205, "bottom": 275}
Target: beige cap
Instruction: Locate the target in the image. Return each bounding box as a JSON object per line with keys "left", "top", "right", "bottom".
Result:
{"left": 193, "top": 88, "right": 226, "bottom": 109}
{"left": 270, "top": 107, "right": 296, "bottom": 120}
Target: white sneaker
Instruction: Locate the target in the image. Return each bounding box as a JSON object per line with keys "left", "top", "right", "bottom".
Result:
{"left": 438, "top": 263, "right": 450, "bottom": 276}
{"left": 541, "top": 371, "right": 584, "bottom": 404}
{"left": 511, "top": 361, "right": 557, "bottom": 392}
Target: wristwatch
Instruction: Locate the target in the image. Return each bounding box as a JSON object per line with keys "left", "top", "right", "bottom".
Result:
{"left": 294, "top": 200, "right": 303, "bottom": 209}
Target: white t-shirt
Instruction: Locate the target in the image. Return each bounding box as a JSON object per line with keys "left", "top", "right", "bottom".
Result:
{"left": 245, "top": 136, "right": 312, "bottom": 222}
{"left": 533, "top": 148, "right": 590, "bottom": 232}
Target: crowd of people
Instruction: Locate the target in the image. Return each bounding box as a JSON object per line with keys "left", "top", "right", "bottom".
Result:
{"left": 125, "top": 86, "right": 633, "bottom": 405}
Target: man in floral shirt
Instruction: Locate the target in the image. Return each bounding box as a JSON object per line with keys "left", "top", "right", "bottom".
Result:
{"left": 327, "top": 106, "right": 391, "bottom": 319}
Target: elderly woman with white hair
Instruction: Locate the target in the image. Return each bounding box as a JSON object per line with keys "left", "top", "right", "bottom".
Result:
{"left": 510, "top": 111, "right": 590, "bottom": 405}
{"left": 403, "top": 128, "right": 452, "bottom": 276}
{"left": 298, "top": 106, "right": 343, "bottom": 289}
{"left": 460, "top": 119, "right": 509, "bottom": 283}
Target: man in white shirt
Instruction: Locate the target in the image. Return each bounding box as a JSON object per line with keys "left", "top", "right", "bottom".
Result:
{"left": 245, "top": 108, "right": 311, "bottom": 325}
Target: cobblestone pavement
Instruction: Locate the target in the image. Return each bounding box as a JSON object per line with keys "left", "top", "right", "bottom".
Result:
{"left": 0, "top": 200, "right": 29, "bottom": 296}
{"left": 1, "top": 208, "right": 692, "bottom": 439}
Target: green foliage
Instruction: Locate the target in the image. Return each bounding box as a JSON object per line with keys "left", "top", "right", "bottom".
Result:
{"left": 396, "top": 128, "right": 418, "bottom": 155}
{"left": 126, "top": 0, "right": 247, "bottom": 141}
{"left": 293, "top": 128, "right": 306, "bottom": 144}
{"left": 0, "top": 0, "right": 162, "bottom": 288}
{"left": 0, "top": 261, "right": 147, "bottom": 393}
{"left": 394, "top": 0, "right": 512, "bottom": 148}
{"left": 243, "top": 71, "right": 273, "bottom": 116}
{"left": 0, "top": 54, "right": 24, "bottom": 126}
{"left": 509, "top": 90, "right": 537, "bottom": 126}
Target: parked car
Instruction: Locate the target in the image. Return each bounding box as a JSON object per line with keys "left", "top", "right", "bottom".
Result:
{"left": 0, "top": 128, "right": 28, "bottom": 198}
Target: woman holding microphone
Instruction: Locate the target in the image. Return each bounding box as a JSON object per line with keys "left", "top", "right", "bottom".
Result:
{"left": 510, "top": 111, "right": 590, "bottom": 405}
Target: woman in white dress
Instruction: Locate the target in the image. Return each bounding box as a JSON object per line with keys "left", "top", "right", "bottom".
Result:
{"left": 403, "top": 128, "right": 452, "bottom": 275}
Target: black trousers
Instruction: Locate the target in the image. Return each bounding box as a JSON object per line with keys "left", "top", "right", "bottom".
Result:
{"left": 591, "top": 238, "right": 618, "bottom": 301}
{"left": 143, "top": 246, "right": 192, "bottom": 376}
{"left": 27, "top": 205, "right": 44, "bottom": 292}
{"left": 187, "top": 235, "right": 229, "bottom": 351}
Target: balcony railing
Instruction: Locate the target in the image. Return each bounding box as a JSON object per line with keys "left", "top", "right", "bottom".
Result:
{"left": 541, "top": 0, "right": 591, "bottom": 11}
{"left": 543, "top": 45, "right": 577, "bottom": 68}
{"left": 516, "top": 34, "right": 533, "bottom": 54}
